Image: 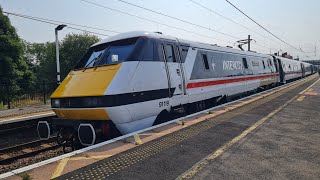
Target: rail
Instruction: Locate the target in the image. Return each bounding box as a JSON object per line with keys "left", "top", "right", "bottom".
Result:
{"left": 0, "top": 137, "right": 58, "bottom": 165}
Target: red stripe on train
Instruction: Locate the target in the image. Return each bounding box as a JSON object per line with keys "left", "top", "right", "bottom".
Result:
{"left": 186, "top": 74, "right": 279, "bottom": 89}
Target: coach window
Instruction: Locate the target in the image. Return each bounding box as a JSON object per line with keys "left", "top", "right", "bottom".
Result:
{"left": 262, "top": 60, "right": 266, "bottom": 69}
{"left": 242, "top": 58, "right": 248, "bottom": 69}
{"left": 164, "top": 44, "right": 176, "bottom": 62}
{"left": 202, "top": 53, "right": 210, "bottom": 70}
{"left": 269, "top": 59, "right": 273, "bottom": 67}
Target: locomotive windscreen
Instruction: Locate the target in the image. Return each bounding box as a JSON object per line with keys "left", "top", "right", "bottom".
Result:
{"left": 73, "top": 37, "right": 155, "bottom": 69}
{"left": 74, "top": 37, "right": 138, "bottom": 69}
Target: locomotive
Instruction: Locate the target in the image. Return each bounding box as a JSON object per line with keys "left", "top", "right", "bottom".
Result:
{"left": 37, "top": 31, "right": 316, "bottom": 146}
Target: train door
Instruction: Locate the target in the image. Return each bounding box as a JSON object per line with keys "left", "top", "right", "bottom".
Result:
{"left": 161, "top": 43, "right": 185, "bottom": 106}
{"left": 242, "top": 57, "right": 251, "bottom": 92}
{"left": 300, "top": 63, "right": 305, "bottom": 77}
{"left": 273, "top": 57, "right": 280, "bottom": 83}
{"left": 277, "top": 58, "right": 285, "bottom": 83}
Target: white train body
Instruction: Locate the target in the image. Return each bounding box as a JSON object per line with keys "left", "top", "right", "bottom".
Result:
{"left": 41, "top": 31, "right": 315, "bottom": 145}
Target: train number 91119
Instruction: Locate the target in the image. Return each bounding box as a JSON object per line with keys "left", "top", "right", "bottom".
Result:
{"left": 159, "top": 100, "right": 169, "bottom": 107}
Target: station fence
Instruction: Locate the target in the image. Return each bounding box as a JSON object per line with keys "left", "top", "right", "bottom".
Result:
{"left": 0, "top": 81, "right": 58, "bottom": 110}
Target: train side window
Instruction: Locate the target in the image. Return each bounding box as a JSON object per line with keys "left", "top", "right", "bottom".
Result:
{"left": 262, "top": 60, "right": 266, "bottom": 69}
{"left": 273, "top": 59, "right": 278, "bottom": 72}
{"left": 242, "top": 58, "right": 248, "bottom": 69}
{"left": 202, "top": 53, "right": 210, "bottom": 70}
{"left": 269, "top": 59, "right": 273, "bottom": 67}
{"left": 164, "top": 44, "right": 176, "bottom": 62}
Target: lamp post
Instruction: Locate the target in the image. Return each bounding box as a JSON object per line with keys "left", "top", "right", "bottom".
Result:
{"left": 55, "top": 24, "right": 67, "bottom": 84}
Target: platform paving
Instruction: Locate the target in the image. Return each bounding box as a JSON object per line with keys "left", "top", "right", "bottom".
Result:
{"left": 54, "top": 76, "right": 320, "bottom": 180}
{"left": 0, "top": 104, "right": 52, "bottom": 119}
{"left": 191, "top": 78, "right": 320, "bottom": 180}
{"left": 2, "top": 76, "right": 318, "bottom": 180}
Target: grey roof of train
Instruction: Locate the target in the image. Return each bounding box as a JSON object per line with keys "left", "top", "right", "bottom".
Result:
{"left": 95, "top": 31, "right": 268, "bottom": 57}
{"left": 92, "top": 31, "right": 311, "bottom": 64}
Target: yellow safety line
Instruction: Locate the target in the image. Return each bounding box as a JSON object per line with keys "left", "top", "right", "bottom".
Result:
{"left": 50, "top": 155, "right": 113, "bottom": 179}
{"left": 70, "top": 154, "right": 112, "bottom": 161}
{"left": 299, "top": 78, "right": 320, "bottom": 94}
{"left": 134, "top": 134, "right": 143, "bottom": 145}
{"left": 296, "top": 96, "right": 305, "bottom": 101}
{"left": 139, "top": 133, "right": 166, "bottom": 136}
{"left": 177, "top": 89, "right": 305, "bottom": 179}
{"left": 51, "top": 157, "right": 70, "bottom": 179}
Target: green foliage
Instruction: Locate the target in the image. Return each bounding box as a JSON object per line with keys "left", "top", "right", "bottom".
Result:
{"left": 19, "top": 172, "right": 31, "bottom": 180}
{"left": 0, "top": 7, "right": 36, "bottom": 102}
{"left": 25, "top": 41, "right": 56, "bottom": 82}
{"left": 0, "top": 6, "right": 100, "bottom": 108}
{"left": 26, "top": 32, "right": 100, "bottom": 82}
{"left": 60, "top": 33, "right": 100, "bottom": 78}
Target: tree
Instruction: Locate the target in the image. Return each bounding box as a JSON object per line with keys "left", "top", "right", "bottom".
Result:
{"left": 25, "top": 41, "right": 56, "bottom": 82}
{"left": 0, "top": 7, "right": 35, "bottom": 105}
{"left": 59, "top": 32, "right": 100, "bottom": 78}
{"left": 26, "top": 32, "right": 100, "bottom": 82}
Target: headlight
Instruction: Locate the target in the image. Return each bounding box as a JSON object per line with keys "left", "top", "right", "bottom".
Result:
{"left": 52, "top": 99, "right": 60, "bottom": 108}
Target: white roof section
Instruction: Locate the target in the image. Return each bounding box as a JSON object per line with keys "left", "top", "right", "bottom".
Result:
{"left": 92, "top": 31, "right": 177, "bottom": 47}
{"left": 92, "top": 31, "right": 270, "bottom": 58}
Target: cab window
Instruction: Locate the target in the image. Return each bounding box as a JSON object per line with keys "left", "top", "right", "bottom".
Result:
{"left": 164, "top": 44, "right": 176, "bottom": 62}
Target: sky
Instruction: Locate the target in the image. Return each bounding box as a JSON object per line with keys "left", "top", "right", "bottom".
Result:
{"left": 1, "top": 0, "right": 319, "bottom": 60}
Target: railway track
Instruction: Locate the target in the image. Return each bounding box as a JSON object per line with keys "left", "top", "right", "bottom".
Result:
{"left": 0, "top": 116, "right": 55, "bottom": 149}
{"left": 0, "top": 137, "right": 59, "bottom": 164}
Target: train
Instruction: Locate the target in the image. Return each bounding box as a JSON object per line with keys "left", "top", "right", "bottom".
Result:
{"left": 37, "top": 31, "right": 317, "bottom": 146}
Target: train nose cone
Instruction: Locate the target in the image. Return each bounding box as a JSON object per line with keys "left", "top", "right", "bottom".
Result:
{"left": 50, "top": 64, "right": 121, "bottom": 121}
{"left": 51, "top": 64, "right": 121, "bottom": 98}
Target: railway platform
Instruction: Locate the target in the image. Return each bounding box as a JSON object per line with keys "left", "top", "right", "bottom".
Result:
{"left": 1, "top": 75, "right": 320, "bottom": 180}
{"left": 0, "top": 105, "right": 54, "bottom": 125}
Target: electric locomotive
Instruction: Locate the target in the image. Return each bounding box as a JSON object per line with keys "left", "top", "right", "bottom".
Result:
{"left": 37, "top": 31, "right": 315, "bottom": 146}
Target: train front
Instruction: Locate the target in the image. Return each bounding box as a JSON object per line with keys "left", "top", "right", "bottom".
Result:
{"left": 37, "top": 32, "right": 155, "bottom": 146}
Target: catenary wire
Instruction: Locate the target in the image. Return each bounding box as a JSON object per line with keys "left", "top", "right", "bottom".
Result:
{"left": 224, "top": 0, "right": 307, "bottom": 55}
{"left": 4, "top": 9, "right": 267, "bottom": 51}
{"left": 187, "top": 0, "right": 272, "bottom": 42}
{"left": 3, "top": 10, "right": 236, "bottom": 45}
{"left": 115, "top": 0, "right": 240, "bottom": 39}
{"left": 80, "top": 0, "right": 236, "bottom": 44}
{"left": 4, "top": 11, "right": 117, "bottom": 36}
{"left": 114, "top": 0, "right": 271, "bottom": 51}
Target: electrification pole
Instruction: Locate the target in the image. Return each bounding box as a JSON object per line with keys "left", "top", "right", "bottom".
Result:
{"left": 55, "top": 24, "right": 67, "bottom": 85}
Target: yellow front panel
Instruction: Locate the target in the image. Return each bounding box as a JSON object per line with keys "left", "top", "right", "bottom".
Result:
{"left": 53, "top": 109, "right": 110, "bottom": 120}
{"left": 51, "top": 64, "right": 121, "bottom": 98}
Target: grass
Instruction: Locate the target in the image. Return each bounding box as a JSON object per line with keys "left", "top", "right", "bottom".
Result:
{"left": 19, "top": 173, "right": 31, "bottom": 180}
{"left": 0, "top": 101, "right": 6, "bottom": 110}
{"left": 0, "top": 96, "right": 48, "bottom": 110}
{"left": 11, "top": 98, "right": 43, "bottom": 108}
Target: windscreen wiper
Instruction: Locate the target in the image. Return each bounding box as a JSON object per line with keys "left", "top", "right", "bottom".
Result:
{"left": 84, "top": 53, "right": 103, "bottom": 69}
